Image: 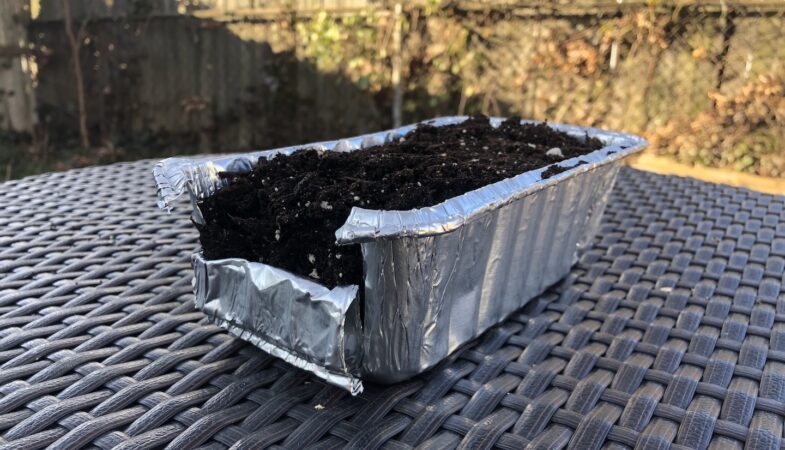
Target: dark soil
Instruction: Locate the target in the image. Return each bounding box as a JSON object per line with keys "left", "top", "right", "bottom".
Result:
{"left": 541, "top": 160, "right": 588, "bottom": 179}
{"left": 196, "top": 116, "right": 603, "bottom": 288}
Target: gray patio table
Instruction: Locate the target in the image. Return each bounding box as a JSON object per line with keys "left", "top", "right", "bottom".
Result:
{"left": 0, "top": 160, "right": 783, "bottom": 449}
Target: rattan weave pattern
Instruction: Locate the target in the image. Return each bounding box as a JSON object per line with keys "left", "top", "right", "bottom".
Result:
{"left": 0, "top": 161, "right": 784, "bottom": 450}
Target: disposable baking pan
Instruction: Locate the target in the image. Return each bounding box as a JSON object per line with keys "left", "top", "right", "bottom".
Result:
{"left": 154, "top": 117, "right": 647, "bottom": 394}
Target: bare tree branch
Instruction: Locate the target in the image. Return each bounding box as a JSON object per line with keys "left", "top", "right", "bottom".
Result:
{"left": 62, "top": 0, "right": 90, "bottom": 149}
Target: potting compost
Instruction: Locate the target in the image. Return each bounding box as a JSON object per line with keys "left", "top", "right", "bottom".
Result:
{"left": 196, "top": 116, "right": 603, "bottom": 288}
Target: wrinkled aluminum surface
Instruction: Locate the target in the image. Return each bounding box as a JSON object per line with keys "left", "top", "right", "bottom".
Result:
{"left": 192, "top": 253, "right": 362, "bottom": 394}
{"left": 154, "top": 117, "right": 646, "bottom": 393}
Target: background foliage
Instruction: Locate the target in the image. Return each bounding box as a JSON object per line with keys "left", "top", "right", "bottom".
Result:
{"left": 1, "top": 0, "right": 783, "bottom": 179}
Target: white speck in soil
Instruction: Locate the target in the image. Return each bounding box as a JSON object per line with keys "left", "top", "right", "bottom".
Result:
{"left": 527, "top": 143, "right": 537, "bottom": 148}
{"left": 305, "top": 201, "right": 311, "bottom": 207}
{"left": 482, "top": 146, "right": 488, "bottom": 150}
{"left": 335, "top": 253, "right": 342, "bottom": 259}
{"left": 320, "top": 201, "right": 333, "bottom": 210}
{"left": 314, "top": 404, "right": 325, "bottom": 410}
{"left": 275, "top": 230, "right": 281, "bottom": 241}
{"left": 353, "top": 195, "right": 360, "bottom": 201}
{"left": 546, "top": 147, "right": 564, "bottom": 158}
{"left": 417, "top": 181, "right": 422, "bottom": 186}
{"left": 309, "top": 268, "right": 319, "bottom": 279}
{"left": 339, "top": 272, "right": 342, "bottom": 278}
{"left": 308, "top": 253, "right": 316, "bottom": 264}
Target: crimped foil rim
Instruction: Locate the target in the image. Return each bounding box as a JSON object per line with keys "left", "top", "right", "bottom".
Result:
{"left": 205, "top": 315, "right": 363, "bottom": 395}
{"left": 334, "top": 118, "right": 646, "bottom": 243}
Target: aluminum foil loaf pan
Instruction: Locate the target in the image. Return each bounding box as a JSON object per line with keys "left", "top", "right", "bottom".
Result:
{"left": 154, "top": 117, "right": 647, "bottom": 394}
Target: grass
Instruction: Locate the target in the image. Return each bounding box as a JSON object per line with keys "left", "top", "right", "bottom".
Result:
{"left": 0, "top": 136, "right": 55, "bottom": 181}
{"left": 2, "top": 133, "right": 782, "bottom": 196}
{"left": 627, "top": 153, "right": 785, "bottom": 195}
{"left": 0, "top": 134, "right": 202, "bottom": 181}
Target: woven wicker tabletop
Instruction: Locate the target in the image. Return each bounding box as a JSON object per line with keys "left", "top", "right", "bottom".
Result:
{"left": 0, "top": 160, "right": 783, "bottom": 450}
